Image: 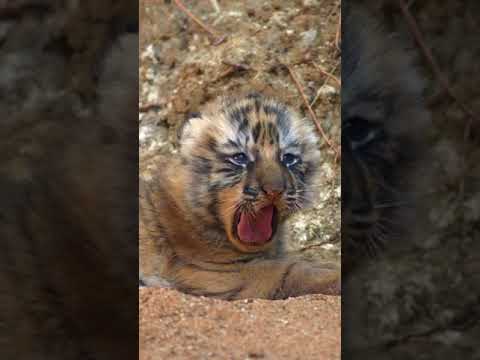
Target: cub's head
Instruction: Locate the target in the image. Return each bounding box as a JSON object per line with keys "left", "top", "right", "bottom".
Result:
{"left": 178, "top": 93, "right": 320, "bottom": 253}
{"left": 342, "top": 3, "right": 430, "bottom": 270}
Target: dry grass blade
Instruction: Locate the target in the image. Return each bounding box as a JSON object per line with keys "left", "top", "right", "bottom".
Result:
{"left": 139, "top": 103, "right": 162, "bottom": 113}
{"left": 335, "top": 15, "right": 341, "bottom": 52}
{"left": 174, "top": 0, "right": 226, "bottom": 45}
{"left": 397, "top": 0, "right": 475, "bottom": 226}
{"left": 216, "top": 61, "right": 251, "bottom": 80}
{"left": 397, "top": 0, "right": 476, "bottom": 126}
{"left": 313, "top": 62, "right": 341, "bottom": 87}
{"left": 310, "top": 62, "right": 340, "bottom": 108}
{"left": 285, "top": 65, "right": 340, "bottom": 161}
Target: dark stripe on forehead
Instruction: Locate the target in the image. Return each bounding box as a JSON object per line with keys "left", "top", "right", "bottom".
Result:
{"left": 227, "top": 139, "right": 239, "bottom": 147}
{"left": 229, "top": 105, "right": 252, "bottom": 125}
{"left": 263, "top": 104, "right": 279, "bottom": 115}
{"left": 263, "top": 104, "right": 291, "bottom": 138}
{"left": 246, "top": 92, "right": 262, "bottom": 100}
{"left": 246, "top": 92, "right": 263, "bottom": 113}
{"left": 267, "top": 123, "right": 280, "bottom": 144}
{"left": 252, "top": 122, "right": 261, "bottom": 143}
{"left": 238, "top": 118, "right": 249, "bottom": 135}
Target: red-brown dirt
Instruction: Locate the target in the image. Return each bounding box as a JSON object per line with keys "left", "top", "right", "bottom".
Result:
{"left": 140, "top": 288, "right": 340, "bottom": 360}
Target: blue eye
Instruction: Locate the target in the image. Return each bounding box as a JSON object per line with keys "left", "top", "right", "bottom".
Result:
{"left": 282, "top": 153, "right": 300, "bottom": 167}
{"left": 229, "top": 153, "right": 249, "bottom": 167}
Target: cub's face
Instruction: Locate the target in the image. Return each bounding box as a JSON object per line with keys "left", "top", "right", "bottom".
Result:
{"left": 179, "top": 94, "right": 320, "bottom": 253}
{"left": 342, "top": 3, "right": 430, "bottom": 269}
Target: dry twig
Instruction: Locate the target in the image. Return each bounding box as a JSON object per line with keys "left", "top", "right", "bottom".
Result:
{"left": 285, "top": 65, "right": 340, "bottom": 161}
{"left": 216, "top": 61, "right": 251, "bottom": 80}
{"left": 221, "top": 61, "right": 250, "bottom": 72}
{"left": 174, "top": 0, "right": 226, "bottom": 45}
{"left": 310, "top": 62, "right": 340, "bottom": 108}
{"left": 397, "top": 0, "right": 475, "bottom": 222}
{"left": 335, "top": 15, "right": 341, "bottom": 52}
{"left": 397, "top": 0, "right": 476, "bottom": 126}
{"left": 313, "top": 62, "right": 341, "bottom": 87}
{"left": 139, "top": 103, "right": 163, "bottom": 113}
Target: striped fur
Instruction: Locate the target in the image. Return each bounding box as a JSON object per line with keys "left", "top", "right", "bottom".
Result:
{"left": 140, "top": 94, "right": 340, "bottom": 299}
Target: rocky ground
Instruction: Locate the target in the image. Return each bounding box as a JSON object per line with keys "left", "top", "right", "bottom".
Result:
{"left": 344, "top": 1, "right": 480, "bottom": 358}
{"left": 139, "top": 0, "right": 341, "bottom": 358}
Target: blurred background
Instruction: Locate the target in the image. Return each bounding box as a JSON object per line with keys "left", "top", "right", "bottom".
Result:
{"left": 344, "top": 1, "right": 480, "bottom": 358}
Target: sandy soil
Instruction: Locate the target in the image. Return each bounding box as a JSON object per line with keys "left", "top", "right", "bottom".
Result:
{"left": 140, "top": 288, "right": 340, "bottom": 360}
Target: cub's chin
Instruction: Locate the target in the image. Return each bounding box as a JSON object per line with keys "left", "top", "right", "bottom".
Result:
{"left": 227, "top": 205, "right": 279, "bottom": 253}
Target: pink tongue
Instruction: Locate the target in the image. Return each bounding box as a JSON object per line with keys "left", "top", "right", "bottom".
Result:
{"left": 237, "top": 205, "right": 274, "bottom": 244}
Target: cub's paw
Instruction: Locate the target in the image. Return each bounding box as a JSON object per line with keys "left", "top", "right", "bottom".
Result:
{"left": 278, "top": 261, "right": 341, "bottom": 298}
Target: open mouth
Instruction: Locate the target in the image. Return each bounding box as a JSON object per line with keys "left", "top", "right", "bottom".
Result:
{"left": 233, "top": 205, "right": 278, "bottom": 246}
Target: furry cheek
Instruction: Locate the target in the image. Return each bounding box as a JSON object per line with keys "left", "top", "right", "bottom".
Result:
{"left": 216, "top": 182, "right": 244, "bottom": 247}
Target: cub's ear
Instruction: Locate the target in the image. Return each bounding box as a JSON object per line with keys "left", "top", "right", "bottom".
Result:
{"left": 177, "top": 112, "right": 203, "bottom": 142}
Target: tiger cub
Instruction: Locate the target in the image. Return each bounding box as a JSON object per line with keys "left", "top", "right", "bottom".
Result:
{"left": 139, "top": 94, "right": 340, "bottom": 300}
{"left": 341, "top": 2, "right": 431, "bottom": 273}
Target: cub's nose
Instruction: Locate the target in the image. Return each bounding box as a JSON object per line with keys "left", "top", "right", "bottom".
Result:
{"left": 261, "top": 183, "right": 285, "bottom": 199}
{"left": 256, "top": 160, "right": 286, "bottom": 199}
